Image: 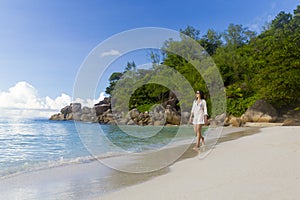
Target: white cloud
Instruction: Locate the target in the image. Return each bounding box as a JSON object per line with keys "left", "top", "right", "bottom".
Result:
{"left": 0, "top": 81, "right": 44, "bottom": 109}
{"left": 74, "top": 92, "right": 108, "bottom": 107}
{"left": 45, "top": 93, "right": 72, "bottom": 110}
{"left": 100, "top": 49, "right": 121, "bottom": 57}
{"left": 248, "top": 13, "right": 275, "bottom": 33}
{"left": 247, "top": 2, "right": 289, "bottom": 33}
{"left": 0, "top": 81, "right": 107, "bottom": 118}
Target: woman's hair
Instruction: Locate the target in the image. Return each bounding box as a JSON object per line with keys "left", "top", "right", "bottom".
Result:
{"left": 200, "top": 91, "right": 205, "bottom": 99}
{"left": 195, "top": 90, "right": 205, "bottom": 100}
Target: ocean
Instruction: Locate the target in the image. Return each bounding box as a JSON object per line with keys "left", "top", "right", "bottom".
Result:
{"left": 0, "top": 118, "right": 222, "bottom": 199}
{"left": 0, "top": 117, "right": 195, "bottom": 178}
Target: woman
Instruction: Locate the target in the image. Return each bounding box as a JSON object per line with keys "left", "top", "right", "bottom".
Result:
{"left": 189, "top": 90, "right": 208, "bottom": 150}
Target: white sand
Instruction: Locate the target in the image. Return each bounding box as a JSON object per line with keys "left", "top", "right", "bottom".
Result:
{"left": 100, "top": 126, "right": 300, "bottom": 200}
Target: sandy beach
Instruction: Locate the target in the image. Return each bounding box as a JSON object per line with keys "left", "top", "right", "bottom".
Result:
{"left": 1, "top": 126, "right": 299, "bottom": 200}
{"left": 100, "top": 126, "right": 300, "bottom": 200}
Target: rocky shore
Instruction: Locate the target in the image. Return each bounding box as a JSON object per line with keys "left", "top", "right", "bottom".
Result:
{"left": 50, "top": 98, "right": 300, "bottom": 126}
{"left": 49, "top": 97, "right": 189, "bottom": 126}
{"left": 224, "top": 99, "right": 300, "bottom": 126}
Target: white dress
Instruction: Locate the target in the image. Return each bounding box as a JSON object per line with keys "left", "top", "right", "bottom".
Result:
{"left": 191, "top": 99, "right": 208, "bottom": 125}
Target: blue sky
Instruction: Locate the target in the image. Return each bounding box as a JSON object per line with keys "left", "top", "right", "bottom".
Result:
{"left": 0, "top": 0, "right": 299, "bottom": 115}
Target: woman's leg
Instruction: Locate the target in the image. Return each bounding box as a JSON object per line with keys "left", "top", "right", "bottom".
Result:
{"left": 193, "top": 124, "right": 199, "bottom": 148}
{"left": 201, "top": 133, "right": 205, "bottom": 145}
{"left": 198, "top": 124, "right": 205, "bottom": 145}
{"left": 193, "top": 124, "right": 197, "bottom": 137}
{"left": 196, "top": 124, "right": 201, "bottom": 148}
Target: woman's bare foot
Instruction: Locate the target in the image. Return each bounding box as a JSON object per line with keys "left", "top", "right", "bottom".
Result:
{"left": 201, "top": 137, "right": 205, "bottom": 145}
{"left": 193, "top": 146, "right": 199, "bottom": 151}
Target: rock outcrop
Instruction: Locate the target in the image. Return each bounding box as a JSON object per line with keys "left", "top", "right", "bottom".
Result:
{"left": 281, "top": 107, "right": 300, "bottom": 126}
{"left": 229, "top": 116, "right": 243, "bottom": 127}
{"left": 94, "top": 97, "right": 111, "bottom": 116}
{"left": 50, "top": 96, "right": 299, "bottom": 127}
{"left": 209, "top": 113, "right": 227, "bottom": 127}
{"left": 242, "top": 100, "right": 278, "bottom": 123}
{"left": 50, "top": 96, "right": 190, "bottom": 126}
{"left": 50, "top": 103, "right": 98, "bottom": 123}
{"left": 165, "top": 105, "right": 181, "bottom": 125}
{"left": 226, "top": 99, "right": 300, "bottom": 126}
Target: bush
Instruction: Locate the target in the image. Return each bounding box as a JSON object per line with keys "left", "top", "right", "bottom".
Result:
{"left": 226, "top": 95, "right": 258, "bottom": 116}
{"left": 136, "top": 103, "right": 157, "bottom": 113}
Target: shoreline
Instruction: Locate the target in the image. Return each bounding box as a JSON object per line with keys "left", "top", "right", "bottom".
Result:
{"left": 0, "top": 126, "right": 262, "bottom": 199}
{"left": 98, "top": 127, "right": 260, "bottom": 195}
{"left": 99, "top": 126, "right": 300, "bottom": 200}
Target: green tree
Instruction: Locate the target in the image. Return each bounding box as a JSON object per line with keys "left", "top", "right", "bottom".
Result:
{"left": 213, "top": 24, "right": 255, "bottom": 87}
{"left": 124, "top": 61, "right": 136, "bottom": 73}
{"left": 179, "top": 25, "right": 200, "bottom": 40}
{"left": 105, "top": 72, "right": 123, "bottom": 95}
{"left": 105, "top": 5, "right": 300, "bottom": 116}
{"left": 249, "top": 8, "right": 300, "bottom": 107}
{"left": 223, "top": 24, "right": 256, "bottom": 48}
{"left": 271, "top": 11, "right": 292, "bottom": 29}
{"left": 199, "top": 29, "right": 222, "bottom": 55}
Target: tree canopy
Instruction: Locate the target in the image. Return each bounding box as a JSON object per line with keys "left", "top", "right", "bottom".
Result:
{"left": 105, "top": 5, "right": 300, "bottom": 116}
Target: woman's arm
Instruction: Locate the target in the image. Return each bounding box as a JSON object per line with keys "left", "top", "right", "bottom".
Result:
{"left": 189, "top": 101, "right": 195, "bottom": 123}
{"left": 203, "top": 100, "right": 208, "bottom": 116}
{"left": 189, "top": 112, "right": 194, "bottom": 124}
{"left": 203, "top": 100, "right": 208, "bottom": 125}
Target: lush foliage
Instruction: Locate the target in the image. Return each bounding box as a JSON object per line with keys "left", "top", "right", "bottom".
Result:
{"left": 106, "top": 5, "right": 300, "bottom": 116}
{"left": 249, "top": 8, "right": 300, "bottom": 107}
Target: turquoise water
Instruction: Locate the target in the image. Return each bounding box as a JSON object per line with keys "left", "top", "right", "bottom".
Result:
{"left": 0, "top": 118, "right": 194, "bottom": 177}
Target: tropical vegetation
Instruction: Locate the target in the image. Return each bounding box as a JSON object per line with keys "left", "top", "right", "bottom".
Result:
{"left": 106, "top": 5, "right": 300, "bottom": 117}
